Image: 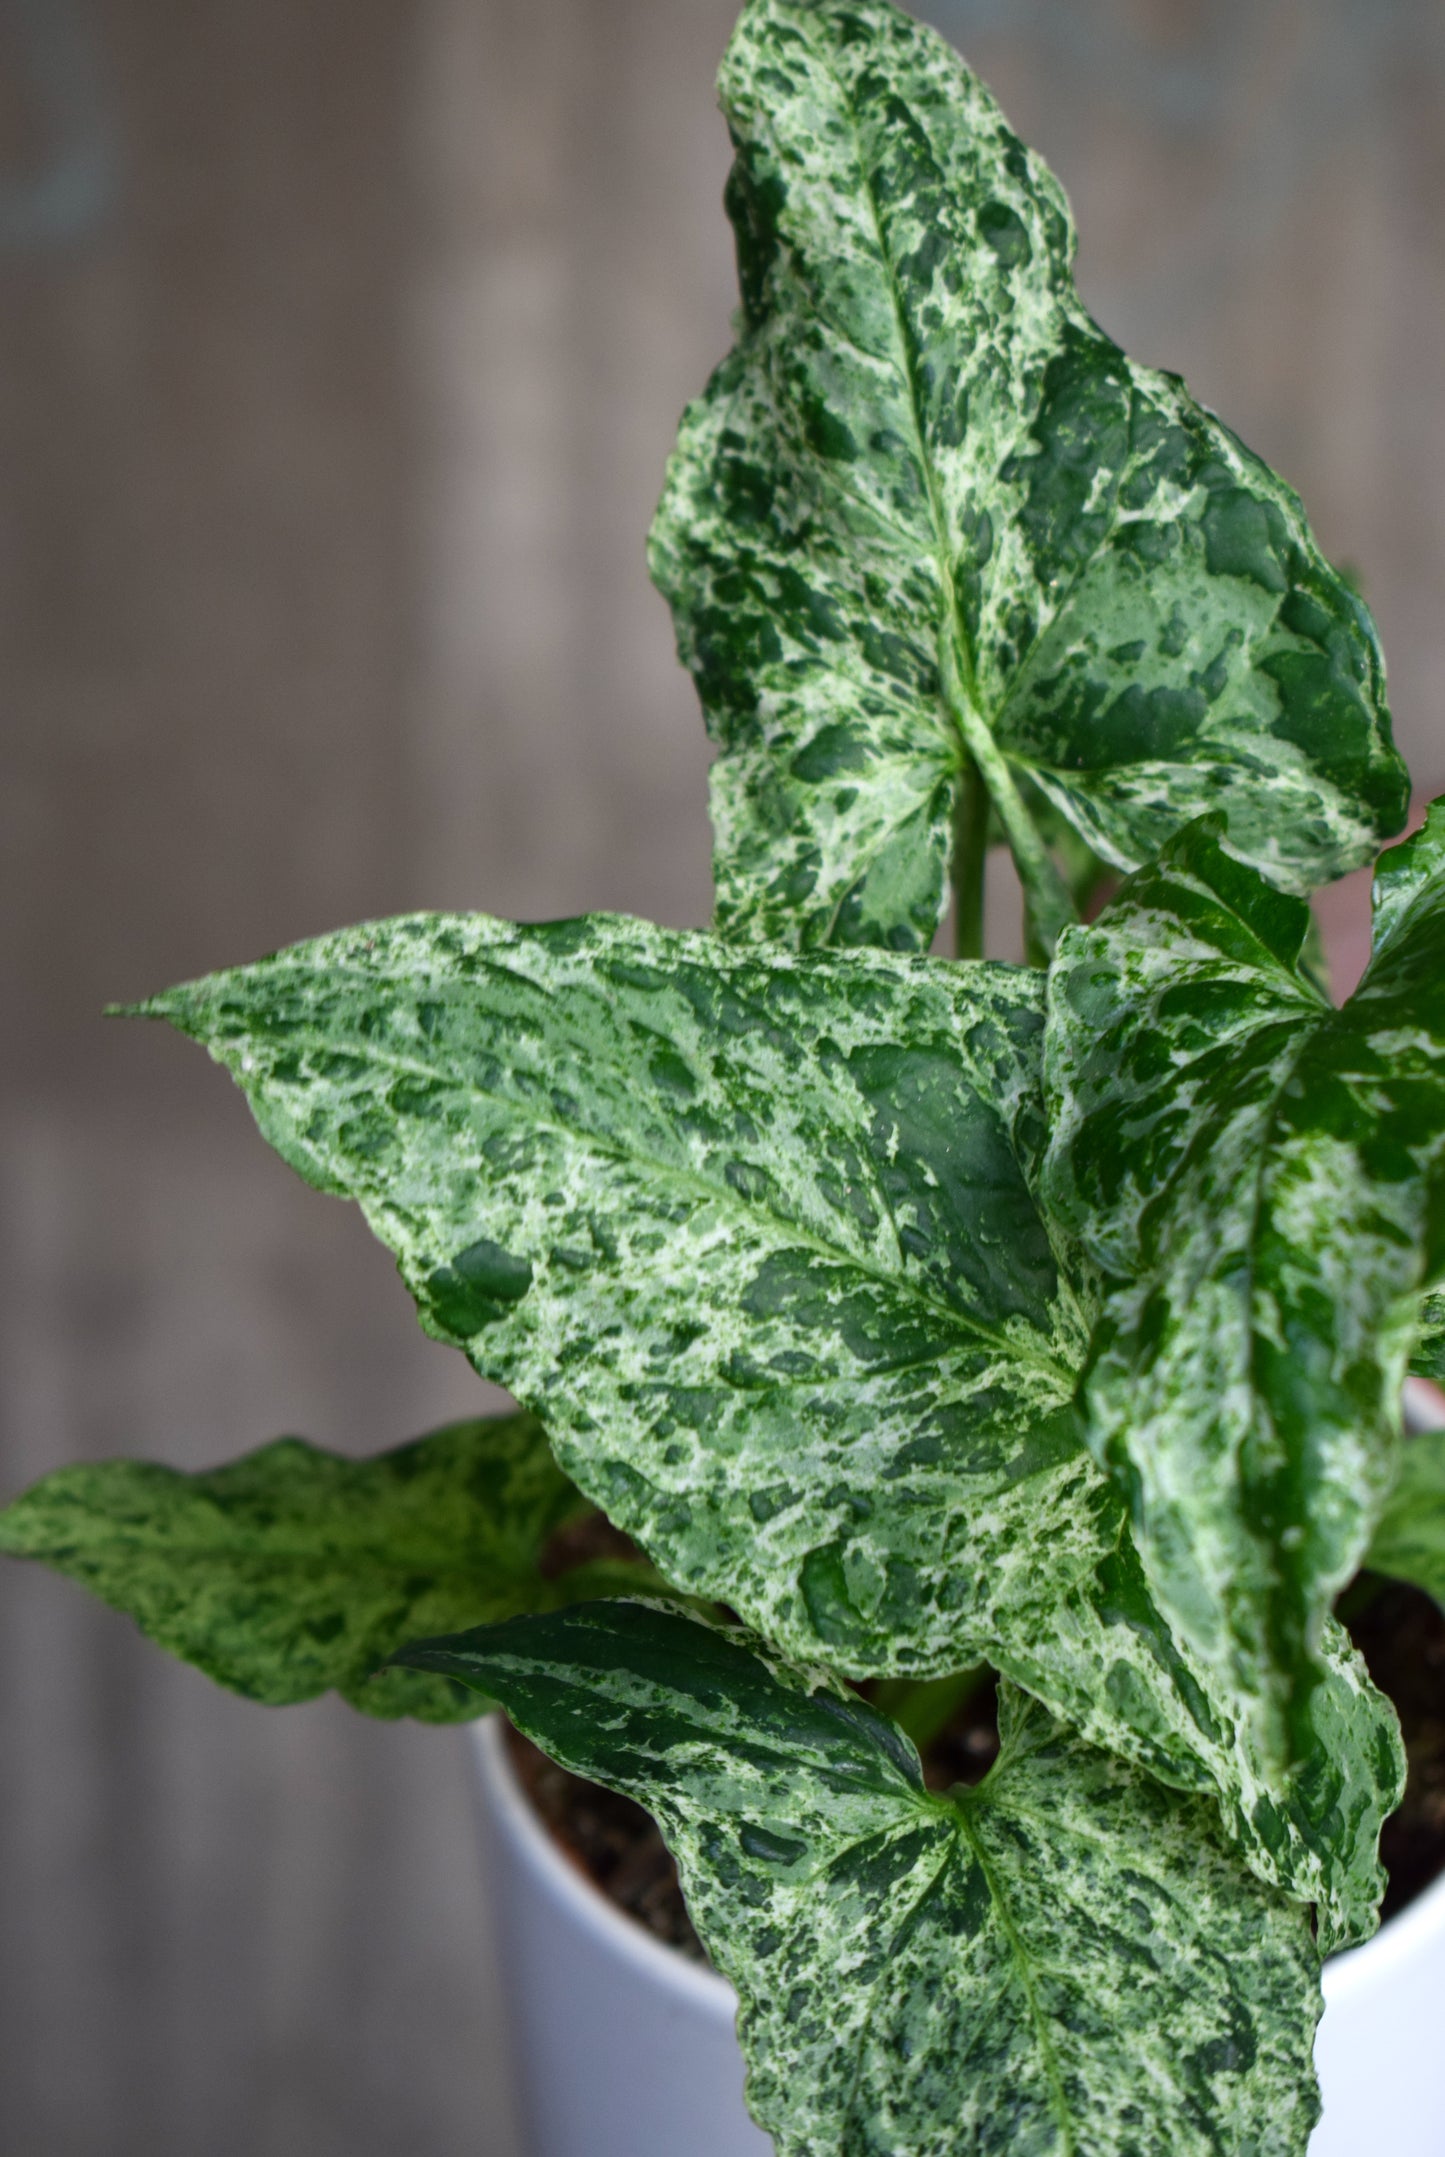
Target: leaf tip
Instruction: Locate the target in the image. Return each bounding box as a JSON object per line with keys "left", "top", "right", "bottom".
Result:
{"left": 105, "top": 987, "right": 202, "bottom": 1031}
{"left": 385, "top": 1632, "right": 481, "bottom": 1686}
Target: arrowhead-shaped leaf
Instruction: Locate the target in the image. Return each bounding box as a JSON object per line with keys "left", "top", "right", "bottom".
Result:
{"left": 133, "top": 911, "right": 1399, "bottom": 1942}
{"left": 649, "top": 0, "right": 1407, "bottom": 955}
{"left": 1044, "top": 806, "right": 1445, "bottom": 1769}
{"left": 396, "top": 1600, "right": 1323, "bottom": 2157}
{"left": 136, "top": 914, "right": 1099, "bottom": 1680}
{"left": 0, "top": 1413, "right": 647, "bottom": 1719}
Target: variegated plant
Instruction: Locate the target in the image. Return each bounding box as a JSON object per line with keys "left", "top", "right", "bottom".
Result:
{"left": 6, "top": 3, "right": 1445, "bottom": 2152}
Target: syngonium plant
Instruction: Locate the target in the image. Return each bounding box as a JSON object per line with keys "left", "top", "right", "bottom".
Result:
{"left": 8, "top": 2, "right": 1445, "bottom": 2148}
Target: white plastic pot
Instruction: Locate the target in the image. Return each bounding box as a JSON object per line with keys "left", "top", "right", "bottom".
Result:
{"left": 472, "top": 1715, "right": 1445, "bottom": 2157}
{"left": 1312, "top": 1381, "right": 1445, "bottom": 2149}
{"left": 472, "top": 1717, "right": 770, "bottom": 2157}
{"left": 1312, "top": 1863, "right": 1445, "bottom": 2155}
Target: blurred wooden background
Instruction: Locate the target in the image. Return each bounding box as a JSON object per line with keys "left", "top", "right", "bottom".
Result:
{"left": 1, "top": 2, "right": 1443, "bottom": 2150}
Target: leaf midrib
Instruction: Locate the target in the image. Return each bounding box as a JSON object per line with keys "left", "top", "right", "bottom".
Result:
{"left": 947, "top": 1796, "right": 1077, "bottom": 2152}
{"left": 778, "top": 31, "right": 1222, "bottom": 807}
{"left": 213, "top": 997, "right": 1078, "bottom": 1390}
{"left": 834, "top": 1816, "right": 959, "bottom": 2137}
{"left": 820, "top": 33, "right": 979, "bottom": 752}
{"left": 804, "top": 14, "right": 1072, "bottom": 940}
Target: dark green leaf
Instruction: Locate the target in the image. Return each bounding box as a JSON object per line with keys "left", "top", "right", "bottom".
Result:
{"left": 0, "top": 1412, "right": 645, "bottom": 1719}
{"left": 1044, "top": 806, "right": 1445, "bottom": 1769}
{"left": 134, "top": 910, "right": 1398, "bottom": 1941}
{"left": 649, "top": 0, "right": 1406, "bottom": 956}
{"left": 397, "top": 1600, "right": 1323, "bottom": 2157}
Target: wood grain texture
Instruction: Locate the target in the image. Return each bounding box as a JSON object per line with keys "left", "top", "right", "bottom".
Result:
{"left": 0, "top": 3, "right": 726, "bottom": 2150}
{"left": 1, "top": 2, "right": 1443, "bottom": 2152}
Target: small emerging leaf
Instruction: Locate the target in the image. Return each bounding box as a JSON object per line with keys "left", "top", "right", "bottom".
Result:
{"left": 0, "top": 1413, "right": 646, "bottom": 1719}
{"left": 1366, "top": 1429, "right": 1445, "bottom": 1614}
{"left": 1044, "top": 806, "right": 1445, "bottom": 1768}
{"left": 397, "top": 1601, "right": 1323, "bottom": 2157}
{"left": 649, "top": 0, "right": 1406, "bottom": 956}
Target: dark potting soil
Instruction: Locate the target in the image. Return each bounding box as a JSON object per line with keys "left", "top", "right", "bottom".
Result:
{"left": 1344, "top": 1578, "right": 1445, "bottom": 1923}
{"left": 507, "top": 1581, "right": 1445, "bottom": 1960}
{"left": 539, "top": 1508, "right": 644, "bottom": 1580}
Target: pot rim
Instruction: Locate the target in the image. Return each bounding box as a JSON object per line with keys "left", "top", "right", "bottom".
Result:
{"left": 1323, "top": 1858, "right": 1445, "bottom": 2005}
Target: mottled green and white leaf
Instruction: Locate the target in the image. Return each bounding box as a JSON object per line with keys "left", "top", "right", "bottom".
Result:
{"left": 0, "top": 1413, "right": 645, "bottom": 1720}
{"left": 398, "top": 1600, "right": 1323, "bottom": 2157}
{"left": 133, "top": 910, "right": 1398, "bottom": 1940}
{"left": 1044, "top": 806, "right": 1445, "bottom": 1768}
{"left": 1002, "top": 1521, "right": 1399, "bottom": 1952}
{"left": 136, "top": 913, "right": 1102, "bottom": 1681}
{"left": 649, "top": 0, "right": 1406, "bottom": 954}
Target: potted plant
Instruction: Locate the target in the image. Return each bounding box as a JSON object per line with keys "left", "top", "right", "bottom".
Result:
{"left": 6, "top": 1, "right": 1445, "bottom": 2150}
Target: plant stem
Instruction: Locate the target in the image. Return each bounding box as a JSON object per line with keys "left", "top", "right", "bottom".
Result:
{"left": 952, "top": 756, "right": 989, "bottom": 961}
{"left": 873, "top": 1666, "right": 989, "bottom": 1755}
{"left": 1023, "top": 900, "right": 1052, "bottom": 972}
{"left": 940, "top": 638, "right": 1076, "bottom": 959}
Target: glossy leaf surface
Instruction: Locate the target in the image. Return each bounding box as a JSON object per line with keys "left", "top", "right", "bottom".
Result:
{"left": 1045, "top": 807, "right": 1445, "bottom": 1768}
{"left": 649, "top": 0, "right": 1406, "bottom": 954}
{"left": 0, "top": 1413, "right": 638, "bottom": 1719}
{"left": 136, "top": 910, "right": 1397, "bottom": 1942}
{"left": 398, "top": 1600, "right": 1323, "bottom": 2157}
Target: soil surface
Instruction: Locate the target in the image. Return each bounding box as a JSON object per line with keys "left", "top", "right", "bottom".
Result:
{"left": 1344, "top": 1579, "right": 1445, "bottom": 1923}
{"left": 508, "top": 1584, "right": 1445, "bottom": 1959}
{"left": 539, "top": 1508, "right": 644, "bottom": 1580}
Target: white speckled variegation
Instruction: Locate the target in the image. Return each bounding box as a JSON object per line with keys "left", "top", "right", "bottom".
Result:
{"left": 1044, "top": 803, "right": 1445, "bottom": 1774}
{"left": 649, "top": 0, "right": 1407, "bottom": 956}
{"left": 140, "top": 917, "right": 1098, "bottom": 1673}
{"left": 398, "top": 1600, "right": 1325, "bottom": 2157}
{"left": 6, "top": 9, "right": 1427, "bottom": 2148}
{"left": 139, "top": 910, "right": 1398, "bottom": 1945}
